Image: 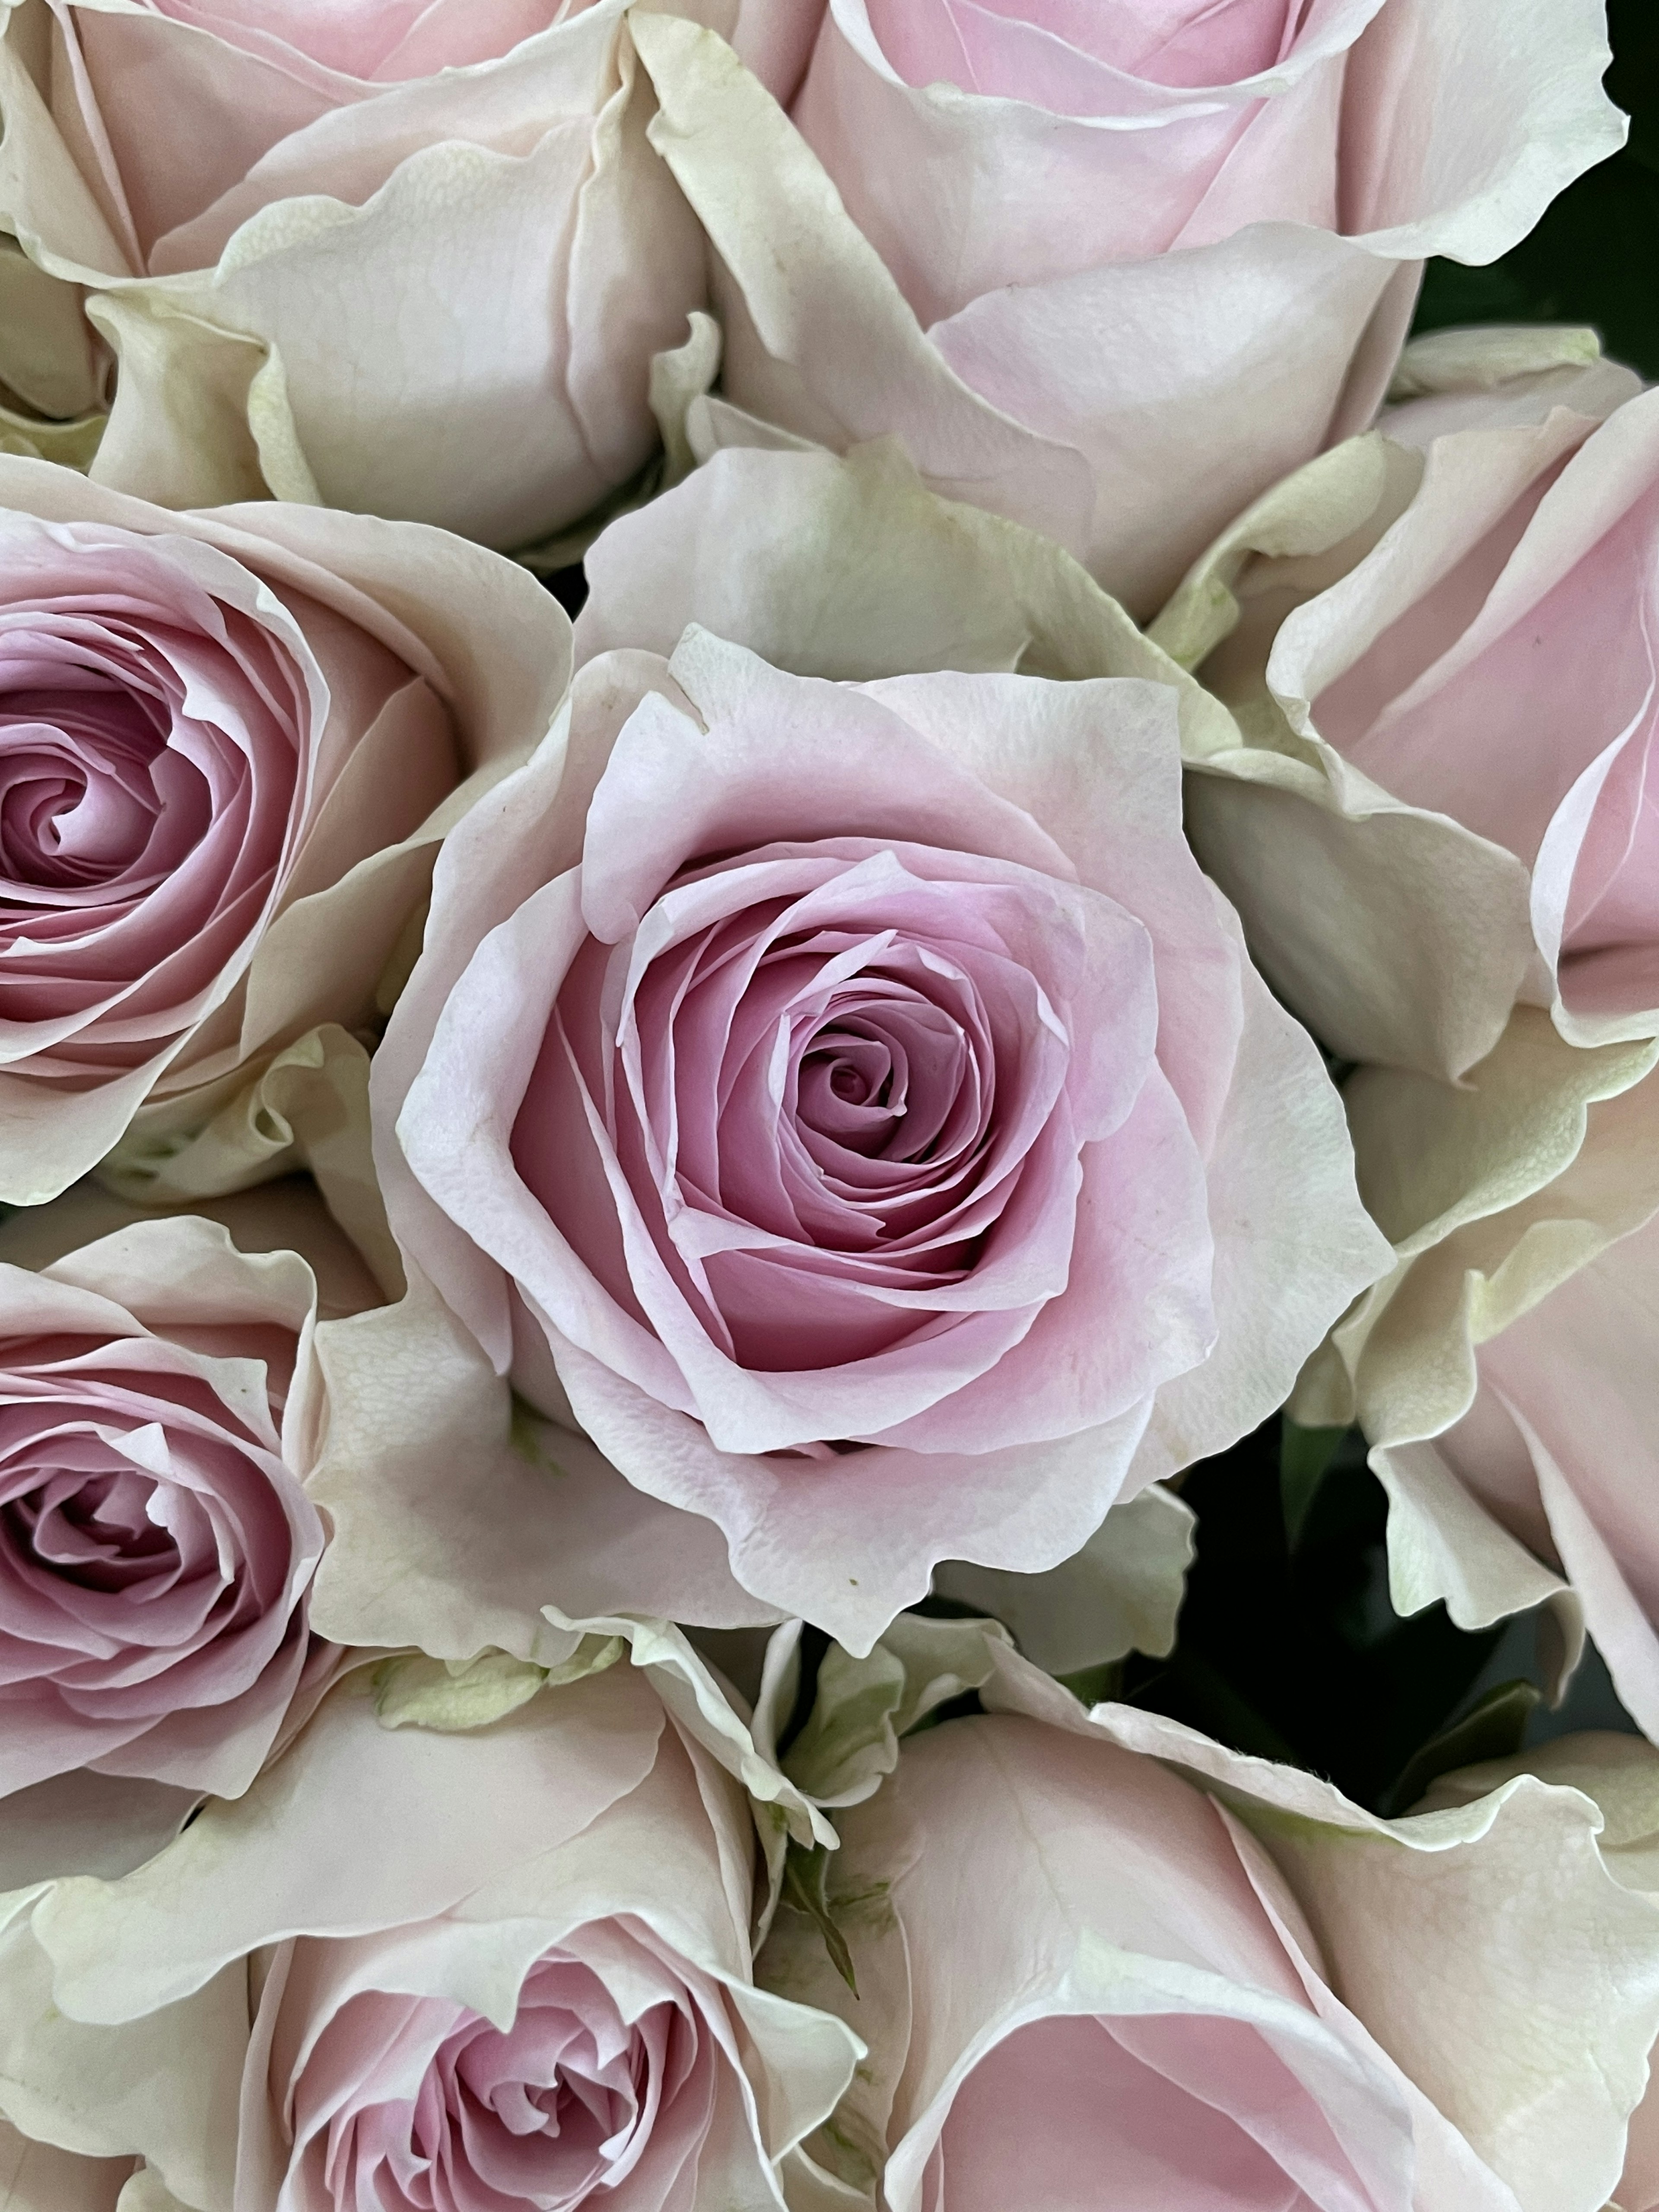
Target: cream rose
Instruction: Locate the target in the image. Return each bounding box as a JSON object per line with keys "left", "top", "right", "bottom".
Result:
{"left": 0, "top": 0, "right": 777, "bottom": 541}
{"left": 0, "top": 1659, "right": 859, "bottom": 2212}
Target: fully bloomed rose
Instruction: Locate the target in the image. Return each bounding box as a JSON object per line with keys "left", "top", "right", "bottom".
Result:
{"left": 0, "top": 0, "right": 818, "bottom": 537}
{"left": 0, "top": 1196, "right": 380, "bottom": 1815}
{"left": 623, "top": 0, "right": 1621, "bottom": 618}
{"left": 758, "top": 1648, "right": 1659, "bottom": 2212}
{"left": 375, "top": 622, "right": 1386, "bottom": 1645}
{"left": 0, "top": 455, "right": 566, "bottom": 1202}
{"left": 2, "top": 1662, "right": 858, "bottom": 2212}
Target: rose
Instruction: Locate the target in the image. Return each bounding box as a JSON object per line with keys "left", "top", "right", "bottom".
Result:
{"left": 7, "top": 1658, "right": 859, "bottom": 2212}
{"left": 620, "top": 2, "right": 1622, "bottom": 621}
{"left": 374, "top": 616, "right": 1386, "bottom": 1646}
{"left": 1323, "top": 1056, "right": 1659, "bottom": 1738}
{"left": 0, "top": 1191, "right": 386, "bottom": 1821}
{"left": 758, "top": 1647, "right": 1659, "bottom": 2212}
{"left": 1174, "top": 374, "right": 1659, "bottom": 1073}
{"left": 1150, "top": 332, "right": 1646, "bottom": 1084}
{"left": 0, "top": 457, "right": 566, "bottom": 1203}
{"left": 1423, "top": 1735, "right": 1659, "bottom": 2212}
{"left": 0, "top": 0, "right": 817, "bottom": 542}
{"left": 1141, "top": 340, "right": 1659, "bottom": 1712}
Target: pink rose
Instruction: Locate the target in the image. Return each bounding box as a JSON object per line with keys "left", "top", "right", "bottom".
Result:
{"left": 1423, "top": 1068, "right": 1659, "bottom": 1736}
{"left": 1209, "top": 380, "right": 1659, "bottom": 1056}
{"left": 375, "top": 623, "right": 1385, "bottom": 1646}
{"left": 759, "top": 1656, "right": 1659, "bottom": 2212}
{"left": 0, "top": 1201, "right": 375, "bottom": 1810}
{"left": 15, "top": 1662, "right": 858, "bottom": 2212}
{"left": 624, "top": 2, "right": 1622, "bottom": 617}
{"left": 0, "top": 0, "right": 816, "bottom": 539}
{"left": 0, "top": 458, "right": 565, "bottom": 1202}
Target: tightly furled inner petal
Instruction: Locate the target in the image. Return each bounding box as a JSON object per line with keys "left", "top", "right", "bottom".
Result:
{"left": 315, "top": 1953, "right": 705, "bottom": 2212}
{"left": 517, "top": 836, "right": 1151, "bottom": 1389}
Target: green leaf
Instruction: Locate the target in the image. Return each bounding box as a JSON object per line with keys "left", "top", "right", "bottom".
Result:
{"left": 1280, "top": 1422, "right": 1349, "bottom": 1548}
{"left": 782, "top": 1842, "right": 858, "bottom": 1996}
{"left": 1386, "top": 1678, "right": 1543, "bottom": 1816}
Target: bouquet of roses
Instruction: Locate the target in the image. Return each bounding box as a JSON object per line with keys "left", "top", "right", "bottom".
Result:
{"left": 3, "top": 0, "right": 1659, "bottom": 2206}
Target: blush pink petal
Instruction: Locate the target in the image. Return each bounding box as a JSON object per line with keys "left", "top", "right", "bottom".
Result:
{"left": 547, "top": 1327, "right": 1156, "bottom": 1650}
{"left": 1440, "top": 1210, "right": 1659, "bottom": 1738}
{"left": 852, "top": 1718, "right": 1421, "bottom": 2212}
{"left": 1308, "top": 386, "right": 1659, "bottom": 1044}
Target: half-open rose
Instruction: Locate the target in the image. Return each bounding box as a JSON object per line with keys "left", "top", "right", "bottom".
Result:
{"left": 0, "top": 0, "right": 821, "bottom": 537}
{"left": 3, "top": 1660, "right": 859, "bottom": 2212}
{"left": 375, "top": 623, "right": 1386, "bottom": 1645}
{"left": 0, "top": 1193, "right": 380, "bottom": 1809}
{"left": 0, "top": 457, "right": 566, "bottom": 1202}
{"left": 618, "top": 2, "right": 1622, "bottom": 619}
{"left": 758, "top": 1643, "right": 1659, "bottom": 2212}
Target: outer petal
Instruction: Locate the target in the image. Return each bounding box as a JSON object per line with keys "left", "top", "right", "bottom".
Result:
{"left": 30, "top": 1665, "right": 666, "bottom": 2019}
{"left": 1338, "top": 0, "right": 1625, "bottom": 259}
{"left": 575, "top": 433, "right": 1239, "bottom": 766}
{"left": 1297, "top": 1017, "right": 1658, "bottom": 1662}
{"left": 931, "top": 1484, "right": 1195, "bottom": 1676}
{"left": 629, "top": 13, "right": 1097, "bottom": 558}
{"left": 927, "top": 223, "right": 1404, "bottom": 616}
{"left": 549, "top": 1327, "right": 1154, "bottom": 1652}
{"left": 999, "top": 1674, "right": 1659, "bottom": 2212}
{"left": 1128, "top": 904, "right": 1391, "bottom": 1488}
{"left": 305, "top": 1265, "right": 782, "bottom": 1647}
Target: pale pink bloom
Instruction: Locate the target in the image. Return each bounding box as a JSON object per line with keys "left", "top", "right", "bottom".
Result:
{"left": 378, "top": 627, "right": 1385, "bottom": 1646}
{"left": 6, "top": 0, "right": 815, "bottom": 540}
{"left": 760, "top": 1668, "right": 1659, "bottom": 2212}
{"left": 16, "top": 1663, "right": 858, "bottom": 2212}
{"left": 0, "top": 1206, "right": 352, "bottom": 1808}
{"left": 627, "top": 0, "right": 1622, "bottom": 616}
{"left": 1282, "top": 383, "right": 1659, "bottom": 1049}
{"left": 0, "top": 458, "right": 564, "bottom": 1201}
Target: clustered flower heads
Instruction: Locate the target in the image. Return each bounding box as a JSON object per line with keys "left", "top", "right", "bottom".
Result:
{"left": 0, "top": 3, "right": 1657, "bottom": 2209}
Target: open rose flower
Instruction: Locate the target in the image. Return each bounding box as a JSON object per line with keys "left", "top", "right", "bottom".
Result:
{"left": 621, "top": 2, "right": 1622, "bottom": 618}
{"left": 0, "top": 0, "right": 817, "bottom": 539}
{"left": 374, "top": 621, "right": 1386, "bottom": 1647}
{"left": 5, "top": 1661, "right": 859, "bottom": 2212}
{"left": 0, "top": 455, "right": 566, "bottom": 1203}
{"left": 760, "top": 1645, "right": 1659, "bottom": 2212}
{"left": 0, "top": 1193, "right": 382, "bottom": 1815}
